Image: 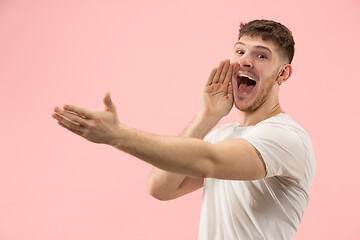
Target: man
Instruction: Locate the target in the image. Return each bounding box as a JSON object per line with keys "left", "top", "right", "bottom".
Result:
{"left": 52, "top": 19, "right": 315, "bottom": 239}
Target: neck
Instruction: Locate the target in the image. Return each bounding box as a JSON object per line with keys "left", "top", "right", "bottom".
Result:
{"left": 238, "top": 97, "right": 284, "bottom": 126}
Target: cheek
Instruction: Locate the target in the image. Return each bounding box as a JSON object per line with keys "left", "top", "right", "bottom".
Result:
{"left": 230, "top": 54, "right": 237, "bottom": 63}
{"left": 259, "top": 67, "right": 278, "bottom": 81}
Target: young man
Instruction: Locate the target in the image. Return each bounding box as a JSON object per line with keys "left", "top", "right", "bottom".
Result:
{"left": 52, "top": 20, "right": 316, "bottom": 239}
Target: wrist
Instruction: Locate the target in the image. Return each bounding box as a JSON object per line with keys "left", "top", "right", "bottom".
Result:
{"left": 197, "top": 111, "right": 222, "bottom": 125}
{"left": 108, "top": 123, "right": 129, "bottom": 148}
{"left": 193, "top": 111, "right": 221, "bottom": 134}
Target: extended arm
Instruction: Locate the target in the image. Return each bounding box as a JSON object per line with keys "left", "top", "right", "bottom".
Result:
{"left": 53, "top": 103, "right": 265, "bottom": 179}
{"left": 109, "top": 123, "right": 266, "bottom": 180}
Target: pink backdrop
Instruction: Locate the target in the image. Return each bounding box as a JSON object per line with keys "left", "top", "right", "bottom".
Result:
{"left": 1, "top": 0, "right": 359, "bottom": 239}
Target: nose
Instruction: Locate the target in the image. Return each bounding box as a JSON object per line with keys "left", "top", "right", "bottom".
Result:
{"left": 237, "top": 54, "right": 253, "bottom": 69}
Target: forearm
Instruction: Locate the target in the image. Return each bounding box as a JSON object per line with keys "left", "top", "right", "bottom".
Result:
{"left": 150, "top": 111, "right": 221, "bottom": 174}
{"left": 148, "top": 112, "right": 220, "bottom": 186}
{"left": 150, "top": 112, "right": 219, "bottom": 171}
{"left": 113, "top": 124, "right": 215, "bottom": 178}
{"left": 179, "top": 112, "right": 221, "bottom": 139}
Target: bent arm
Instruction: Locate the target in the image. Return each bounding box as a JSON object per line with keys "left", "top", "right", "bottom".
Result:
{"left": 146, "top": 60, "right": 235, "bottom": 200}
{"left": 146, "top": 112, "right": 220, "bottom": 200}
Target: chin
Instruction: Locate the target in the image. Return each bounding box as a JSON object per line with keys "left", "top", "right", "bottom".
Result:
{"left": 234, "top": 97, "right": 264, "bottom": 113}
{"left": 234, "top": 102, "right": 254, "bottom": 112}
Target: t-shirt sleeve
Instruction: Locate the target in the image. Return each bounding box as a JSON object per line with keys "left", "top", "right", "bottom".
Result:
{"left": 242, "top": 123, "right": 306, "bottom": 181}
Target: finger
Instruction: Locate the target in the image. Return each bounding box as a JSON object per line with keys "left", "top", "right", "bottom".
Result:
{"left": 227, "top": 81, "right": 233, "bottom": 95}
{"left": 223, "top": 63, "right": 233, "bottom": 86}
{"left": 205, "top": 68, "right": 217, "bottom": 86}
{"left": 52, "top": 112, "right": 85, "bottom": 133}
{"left": 62, "top": 105, "right": 93, "bottom": 119}
{"left": 53, "top": 107, "right": 89, "bottom": 127}
{"left": 57, "top": 120, "right": 84, "bottom": 136}
{"left": 103, "top": 92, "right": 117, "bottom": 113}
{"left": 213, "top": 60, "right": 225, "bottom": 83}
{"left": 219, "top": 60, "right": 230, "bottom": 84}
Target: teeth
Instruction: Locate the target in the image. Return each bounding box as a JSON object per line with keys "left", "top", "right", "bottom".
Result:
{"left": 238, "top": 73, "right": 255, "bottom": 81}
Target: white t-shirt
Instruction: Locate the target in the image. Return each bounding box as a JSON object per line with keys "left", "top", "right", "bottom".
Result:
{"left": 198, "top": 113, "right": 316, "bottom": 240}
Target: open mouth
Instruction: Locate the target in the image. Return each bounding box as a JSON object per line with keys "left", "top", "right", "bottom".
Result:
{"left": 236, "top": 73, "right": 257, "bottom": 94}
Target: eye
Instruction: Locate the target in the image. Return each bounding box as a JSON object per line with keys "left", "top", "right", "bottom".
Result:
{"left": 257, "top": 54, "right": 267, "bottom": 59}
{"left": 236, "top": 50, "right": 244, "bottom": 55}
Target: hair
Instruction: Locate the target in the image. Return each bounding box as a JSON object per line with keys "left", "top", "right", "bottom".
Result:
{"left": 238, "top": 19, "right": 295, "bottom": 64}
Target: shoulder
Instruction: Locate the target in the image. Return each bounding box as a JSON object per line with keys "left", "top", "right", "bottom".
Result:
{"left": 243, "top": 114, "right": 315, "bottom": 179}
{"left": 248, "top": 113, "right": 310, "bottom": 141}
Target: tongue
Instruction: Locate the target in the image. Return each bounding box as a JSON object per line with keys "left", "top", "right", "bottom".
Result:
{"left": 239, "top": 83, "right": 255, "bottom": 93}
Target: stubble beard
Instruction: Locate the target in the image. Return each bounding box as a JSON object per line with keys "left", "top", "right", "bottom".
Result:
{"left": 236, "top": 72, "right": 278, "bottom": 113}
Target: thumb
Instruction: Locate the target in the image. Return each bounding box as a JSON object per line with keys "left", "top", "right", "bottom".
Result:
{"left": 103, "top": 92, "right": 117, "bottom": 113}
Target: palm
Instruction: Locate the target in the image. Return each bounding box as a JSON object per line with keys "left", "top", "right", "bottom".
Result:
{"left": 201, "top": 60, "right": 234, "bottom": 118}
{"left": 202, "top": 82, "right": 233, "bottom": 117}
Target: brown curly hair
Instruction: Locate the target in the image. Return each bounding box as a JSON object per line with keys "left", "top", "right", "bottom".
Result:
{"left": 238, "top": 20, "right": 295, "bottom": 64}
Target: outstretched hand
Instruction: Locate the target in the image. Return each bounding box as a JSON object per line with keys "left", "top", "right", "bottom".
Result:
{"left": 52, "top": 92, "right": 122, "bottom": 145}
{"left": 201, "top": 59, "right": 234, "bottom": 119}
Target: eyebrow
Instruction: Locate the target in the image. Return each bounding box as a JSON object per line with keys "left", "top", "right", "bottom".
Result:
{"left": 234, "top": 41, "right": 272, "bottom": 54}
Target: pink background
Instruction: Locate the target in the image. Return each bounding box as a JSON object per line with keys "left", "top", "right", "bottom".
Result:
{"left": 1, "top": 0, "right": 359, "bottom": 239}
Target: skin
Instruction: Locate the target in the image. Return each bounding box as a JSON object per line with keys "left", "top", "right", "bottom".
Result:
{"left": 52, "top": 35, "right": 292, "bottom": 201}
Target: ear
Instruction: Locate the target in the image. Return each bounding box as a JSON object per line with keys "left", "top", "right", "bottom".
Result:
{"left": 277, "top": 64, "right": 292, "bottom": 83}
